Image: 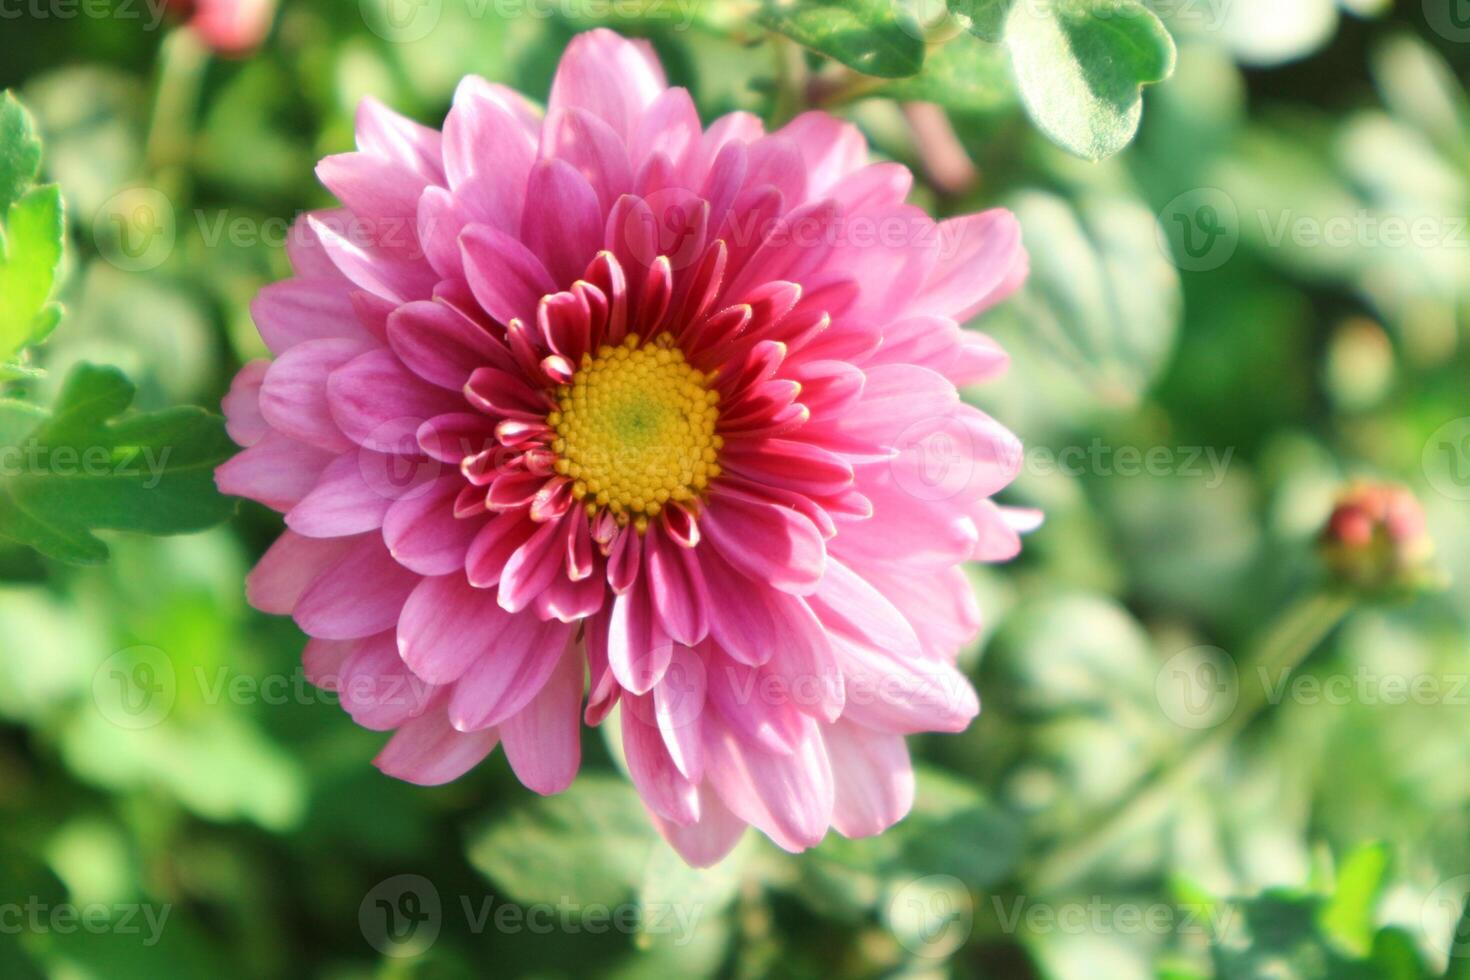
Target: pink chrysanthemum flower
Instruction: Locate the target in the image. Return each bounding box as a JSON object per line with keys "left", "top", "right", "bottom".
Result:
{"left": 218, "top": 29, "right": 1032, "bottom": 866}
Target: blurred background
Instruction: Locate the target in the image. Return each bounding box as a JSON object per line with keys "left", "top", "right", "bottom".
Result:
{"left": 2, "top": 0, "right": 1469, "bottom": 977}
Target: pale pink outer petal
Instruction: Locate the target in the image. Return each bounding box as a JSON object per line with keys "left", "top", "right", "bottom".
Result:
{"left": 548, "top": 29, "right": 667, "bottom": 142}
{"left": 374, "top": 699, "right": 500, "bottom": 787}
{"left": 500, "top": 637, "right": 585, "bottom": 795}
{"left": 648, "top": 782, "right": 747, "bottom": 868}
{"left": 294, "top": 534, "right": 420, "bottom": 640}
{"left": 221, "top": 360, "right": 269, "bottom": 447}
{"left": 822, "top": 721, "right": 915, "bottom": 839}
{"left": 913, "top": 209, "right": 1027, "bottom": 323}
{"left": 702, "top": 712, "right": 834, "bottom": 853}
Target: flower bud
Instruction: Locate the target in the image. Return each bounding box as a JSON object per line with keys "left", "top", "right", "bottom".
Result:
{"left": 1319, "top": 482, "right": 1438, "bottom": 593}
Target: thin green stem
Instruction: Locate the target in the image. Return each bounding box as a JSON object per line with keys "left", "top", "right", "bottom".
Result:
{"left": 1025, "top": 590, "right": 1357, "bottom": 894}
{"left": 144, "top": 29, "right": 208, "bottom": 192}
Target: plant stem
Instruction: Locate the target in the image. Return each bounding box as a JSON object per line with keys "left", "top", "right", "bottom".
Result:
{"left": 144, "top": 29, "right": 208, "bottom": 192}
{"left": 1025, "top": 590, "right": 1357, "bottom": 894}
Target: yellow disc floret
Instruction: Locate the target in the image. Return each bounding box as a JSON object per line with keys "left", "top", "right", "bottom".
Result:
{"left": 551, "top": 333, "right": 722, "bottom": 532}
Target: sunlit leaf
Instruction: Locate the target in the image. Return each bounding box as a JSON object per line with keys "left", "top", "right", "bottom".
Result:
{"left": 758, "top": 0, "right": 926, "bottom": 78}
{"left": 0, "top": 91, "right": 43, "bottom": 214}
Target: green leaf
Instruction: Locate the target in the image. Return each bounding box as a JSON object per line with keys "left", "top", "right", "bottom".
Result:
{"left": 0, "top": 184, "right": 65, "bottom": 361}
{"left": 758, "top": 0, "right": 926, "bottom": 79}
{"left": 991, "top": 191, "right": 1181, "bottom": 410}
{"left": 882, "top": 32, "right": 1014, "bottom": 114}
{"left": 947, "top": 0, "right": 1009, "bottom": 42}
{"left": 0, "top": 91, "right": 43, "bottom": 215}
{"left": 950, "top": 0, "right": 1175, "bottom": 158}
{"left": 1319, "top": 842, "right": 1391, "bottom": 955}
{"left": 466, "top": 772, "right": 658, "bottom": 907}
{"left": 0, "top": 363, "right": 238, "bottom": 564}
{"left": 1004, "top": 0, "right": 1176, "bottom": 159}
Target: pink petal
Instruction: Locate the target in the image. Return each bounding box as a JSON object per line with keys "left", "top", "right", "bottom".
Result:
{"left": 644, "top": 525, "right": 709, "bottom": 647}
{"left": 698, "top": 546, "right": 829, "bottom": 674}
{"left": 397, "top": 572, "right": 513, "bottom": 684}
{"left": 522, "top": 159, "right": 604, "bottom": 286}
{"left": 374, "top": 702, "right": 499, "bottom": 787}
{"left": 286, "top": 450, "right": 410, "bottom": 538}
{"left": 221, "top": 360, "right": 269, "bottom": 447}
{"left": 822, "top": 721, "right": 914, "bottom": 839}
{"left": 914, "top": 209, "right": 1026, "bottom": 323}
{"left": 443, "top": 75, "right": 537, "bottom": 191}
{"left": 776, "top": 111, "right": 868, "bottom": 199}
{"left": 706, "top": 658, "right": 807, "bottom": 756}
{"left": 500, "top": 637, "right": 584, "bottom": 795}
{"left": 497, "top": 512, "right": 569, "bottom": 613}
{"left": 622, "top": 701, "right": 700, "bottom": 824}
{"left": 387, "top": 300, "right": 511, "bottom": 390}
{"left": 305, "top": 213, "right": 435, "bottom": 306}
{"left": 703, "top": 712, "right": 833, "bottom": 852}
{"left": 355, "top": 96, "right": 445, "bottom": 186}
{"left": 317, "top": 151, "right": 425, "bottom": 229}
{"left": 328, "top": 349, "right": 463, "bottom": 454}
{"left": 383, "top": 474, "right": 482, "bottom": 575}
{"left": 336, "top": 631, "right": 438, "bottom": 731}
{"left": 260, "top": 338, "right": 372, "bottom": 452}
{"left": 215, "top": 430, "right": 333, "bottom": 512}
{"left": 466, "top": 512, "right": 538, "bottom": 588}
{"left": 294, "top": 534, "right": 420, "bottom": 640}
{"left": 805, "top": 557, "right": 923, "bottom": 663}
{"left": 607, "top": 573, "right": 673, "bottom": 695}
{"left": 649, "top": 782, "right": 747, "bottom": 868}
{"left": 834, "top": 632, "right": 979, "bottom": 735}
{"left": 461, "top": 224, "right": 558, "bottom": 326}
{"left": 631, "top": 88, "right": 702, "bottom": 182}
{"left": 447, "top": 613, "right": 573, "bottom": 731}
{"left": 250, "top": 278, "right": 373, "bottom": 356}
{"left": 548, "top": 28, "right": 667, "bottom": 142}
{"left": 541, "top": 107, "right": 633, "bottom": 215}
{"left": 246, "top": 530, "right": 356, "bottom": 615}
{"left": 701, "top": 485, "right": 825, "bottom": 595}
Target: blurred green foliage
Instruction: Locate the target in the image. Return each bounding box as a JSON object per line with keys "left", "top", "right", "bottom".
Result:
{"left": 2, "top": 1, "right": 1469, "bottom": 978}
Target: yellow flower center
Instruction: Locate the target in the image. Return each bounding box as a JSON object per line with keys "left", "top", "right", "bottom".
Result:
{"left": 550, "top": 333, "right": 721, "bottom": 532}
